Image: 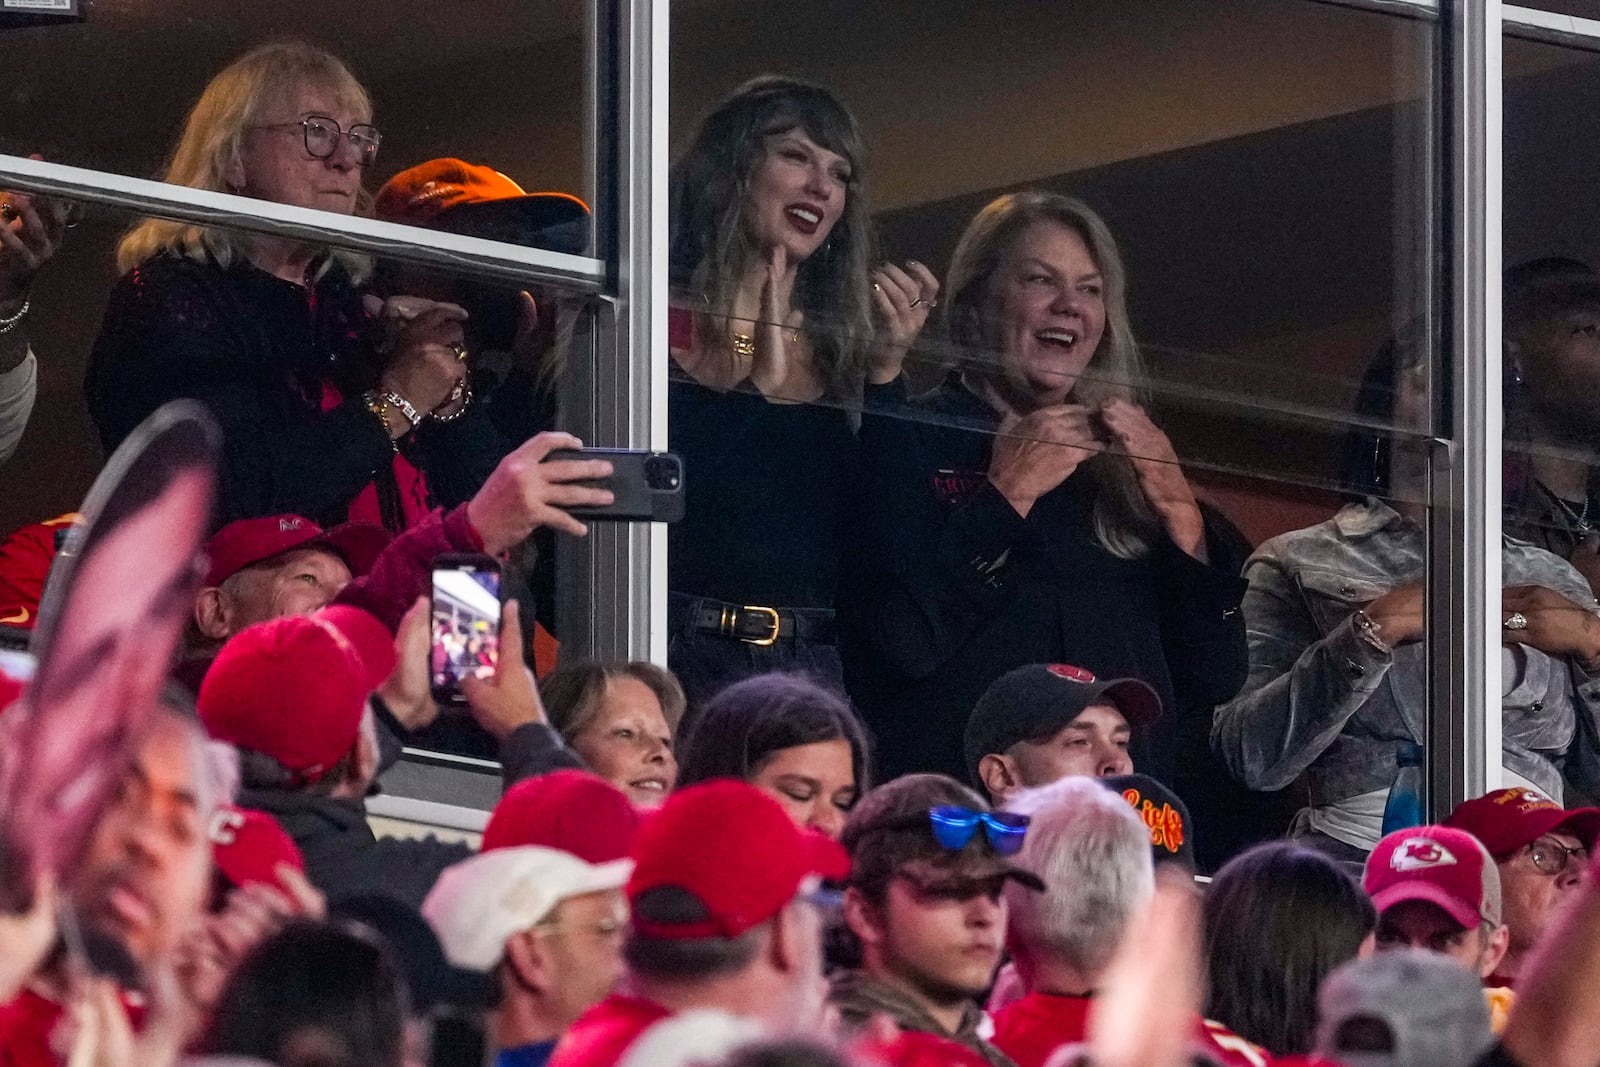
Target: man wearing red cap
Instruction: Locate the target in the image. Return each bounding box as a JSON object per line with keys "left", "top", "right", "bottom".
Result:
{"left": 425, "top": 772, "right": 640, "bottom": 1067}
{"left": 192, "top": 513, "right": 390, "bottom": 644}
{"left": 1364, "top": 825, "right": 1514, "bottom": 1031}
{"left": 199, "top": 608, "right": 548, "bottom": 908}
{"left": 548, "top": 780, "right": 847, "bottom": 1067}
{"left": 1445, "top": 787, "right": 1600, "bottom": 988}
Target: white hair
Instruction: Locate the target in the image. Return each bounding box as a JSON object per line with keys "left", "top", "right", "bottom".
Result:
{"left": 1004, "top": 776, "right": 1154, "bottom": 977}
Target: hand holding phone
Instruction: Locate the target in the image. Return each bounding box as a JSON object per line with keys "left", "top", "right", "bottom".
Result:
{"left": 430, "top": 554, "right": 503, "bottom": 707}
{"left": 543, "top": 448, "right": 686, "bottom": 523}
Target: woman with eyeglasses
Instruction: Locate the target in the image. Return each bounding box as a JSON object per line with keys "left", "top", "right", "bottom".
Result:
{"left": 86, "top": 41, "right": 478, "bottom": 530}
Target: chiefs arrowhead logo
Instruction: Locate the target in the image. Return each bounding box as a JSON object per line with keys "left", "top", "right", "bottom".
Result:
{"left": 1391, "top": 838, "right": 1458, "bottom": 871}
{"left": 208, "top": 808, "right": 246, "bottom": 847}
{"left": 1047, "top": 664, "right": 1096, "bottom": 684}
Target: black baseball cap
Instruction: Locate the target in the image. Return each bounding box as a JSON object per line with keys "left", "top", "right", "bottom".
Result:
{"left": 963, "top": 664, "right": 1162, "bottom": 786}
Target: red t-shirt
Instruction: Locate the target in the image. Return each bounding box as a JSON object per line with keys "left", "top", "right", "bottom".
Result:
{"left": 546, "top": 994, "right": 672, "bottom": 1067}
{"left": 991, "top": 992, "right": 1275, "bottom": 1067}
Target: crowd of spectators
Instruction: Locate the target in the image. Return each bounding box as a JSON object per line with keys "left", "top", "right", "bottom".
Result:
{"left": 2, "top": 36, "right": 1600, "bottom": 1067}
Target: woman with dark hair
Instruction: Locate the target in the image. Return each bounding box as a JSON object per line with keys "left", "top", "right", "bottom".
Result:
{"left": 675, "top": 672, "right": 870, "bottom": 839}
{"left": 1215, "top": 327, "right": 1600, "bottom": 857}
{"left": 666, "top": 75, "right": 935, "bottom": 704}
{"left": 540, "top": 660, "right": 685, "bottom": 808}
{"left": 843, "top": 190, "right": 1248, "bottom": 783}
{"left": 1201, "top": 842, "right": 1375, "bottom": 1058}
{"left": 201, "top": 918, "right": 409, "bottom": 1067}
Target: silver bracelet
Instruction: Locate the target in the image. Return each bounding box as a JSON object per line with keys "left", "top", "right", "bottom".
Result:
{"left": 431, "top": 374, "right": 473, "bottom": 423}
{"left": 0, "top": 300, "right": 29, "bottom": 335}
{"left": 381, "top": 390, "right": 424, "bottom": 429}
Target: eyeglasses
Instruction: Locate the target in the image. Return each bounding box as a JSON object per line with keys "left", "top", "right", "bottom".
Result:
{"left": 533, "top": 914, "right": 626, "bottom": 939}
{"left": 1526, "top": 837, "right": 1588, "bottom": 877}
{"left": 928, "top": 806, "right": 1031, "bottom": 856}
{"left": 251, "top": 115, "right": 382, "bottom": 166}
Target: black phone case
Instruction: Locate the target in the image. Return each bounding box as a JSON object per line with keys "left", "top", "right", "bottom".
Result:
{"left": 546, "top": 448, "right": 686, "bottom": 523}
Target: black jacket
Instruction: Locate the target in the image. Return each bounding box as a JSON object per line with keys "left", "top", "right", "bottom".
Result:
{"left": 841, "top": 375, "right": 1249, "bottom": 784}
{"left": 85, "top": 252, "right": 504, "bottom": 529}
{"left": 240, "top": 721, "right": 583, "bottom": 909}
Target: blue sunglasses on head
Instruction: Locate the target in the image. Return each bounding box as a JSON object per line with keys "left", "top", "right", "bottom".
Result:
{"left": 928, "top": 805, "right": 1031, "bottom": 856}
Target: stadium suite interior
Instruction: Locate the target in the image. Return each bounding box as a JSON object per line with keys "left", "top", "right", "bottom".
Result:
{"left": 0, "top": 0, "right": 1596, "bottom": 547}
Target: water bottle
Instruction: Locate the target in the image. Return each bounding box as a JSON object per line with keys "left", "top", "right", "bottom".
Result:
{"left": 1382, "top": 743, "right": 1426, "bottom": 835}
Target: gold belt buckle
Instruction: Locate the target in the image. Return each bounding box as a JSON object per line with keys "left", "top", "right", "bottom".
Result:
{"left": 739, "top": 605, "right": 781, "bottom": 646}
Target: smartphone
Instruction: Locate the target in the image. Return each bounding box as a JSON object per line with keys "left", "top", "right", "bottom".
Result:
{"left": 545, "top": 448, "right": 686, "bottom": 523}
{"left": 430, "top": 553, "right": 503, "bottom": 706}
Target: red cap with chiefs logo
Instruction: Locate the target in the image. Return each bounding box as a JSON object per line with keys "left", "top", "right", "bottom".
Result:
{"left": 628, "top": 779, "right": 850, "bottom": 940}
{"left": 1364, "top": 825, "right": 1503, "bottom": 929}
{"left": 209, "top": 806, "right": 304, "bottom": 890}
{"left": 1444, "top": 787, "right": 1600, "bottom": 858}
{"left": 204, "top": 514, "right": 390, "bottom": 589}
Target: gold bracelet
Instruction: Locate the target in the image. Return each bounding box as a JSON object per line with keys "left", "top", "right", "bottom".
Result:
{"left": 730, "top": 332, "right": 756, "bottom": 357}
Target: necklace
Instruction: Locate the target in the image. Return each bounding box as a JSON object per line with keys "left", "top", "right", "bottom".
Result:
{"left": 1539, "top": 480, "right": 1593, "bottom": 534}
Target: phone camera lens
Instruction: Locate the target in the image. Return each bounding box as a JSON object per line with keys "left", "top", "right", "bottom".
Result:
{"left": 645, "top": 455, "right": 681, "bottom": 491}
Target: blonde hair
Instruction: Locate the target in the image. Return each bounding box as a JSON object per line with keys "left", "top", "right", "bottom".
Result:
{"left": 944, "top": 191, "right": 1161, "bottom": 558}
{"left": 117, "top": 41, "right": 373, "bottom": 279}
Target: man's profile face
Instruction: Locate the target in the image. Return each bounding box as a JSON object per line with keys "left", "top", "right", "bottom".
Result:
{"left": 1499, "top": 831, "right": 1588, "bottom": 955}
{"left": 1009, "top": 703, "right": 1134, "bottom": 787}
{"left": 67, "top": 710, "right": 213, "bottom": 971}
{"left": 1374, "top": 899, "right": 1490, "bottom": 975}
{"left": 529, "top": 889, "right": 628, "bottom": 1025}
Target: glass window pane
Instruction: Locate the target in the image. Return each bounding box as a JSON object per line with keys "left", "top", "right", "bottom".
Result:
{"left": 0, "top": 194, "right": 599, "bottom": 781}
{"left": 667, "top": 0, "right": 1437, "bottom": 869}
{"left": 1500, "top": 35, "right": 1600, "bottom": 809}
{"left": 0, "top": 5, "right": 596, "bottom": 253}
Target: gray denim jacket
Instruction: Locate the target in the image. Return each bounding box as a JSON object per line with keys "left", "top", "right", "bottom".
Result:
{"left": 1213, "top": 500, "right": 1600, "bottom": 814}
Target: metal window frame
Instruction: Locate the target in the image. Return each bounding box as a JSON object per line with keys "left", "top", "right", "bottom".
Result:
{"left": 1428, "top": 0, "right": 1503, "bottom": 818}
{"left": 0, "top": 155, "right": 607, "bottom": 291}
{"left": 576, "top": 0, "right": 668, "bottom": 664}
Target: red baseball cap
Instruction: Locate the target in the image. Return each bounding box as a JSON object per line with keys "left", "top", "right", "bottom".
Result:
{"left": 481, "top": 770, "right": 642, "bottom": 863}
{"left": 204, "top": 514, "right": 390, "bottom": 588}
{"left": 628, "top": 779, "right": 850, "bottom": 940}
{"left": 374, "top": 159, "right": 591, "bottom": 255}
{"left": 1445, "top": 787, "right": 1600, "bottom": 857}
{"left": 209, "top": 805, "right": 304, "bottom": 890}
{"left": 198, "top": 611, "right": 387, "bottom": 782}
{"left": 1364, "top": 825, "right": 1502, "bottom": 929}
{"left": 315, "top": 604, "right": 397, "bottom": 685}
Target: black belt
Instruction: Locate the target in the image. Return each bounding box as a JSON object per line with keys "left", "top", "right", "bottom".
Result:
{"left": 686, "top": 598, "right": 837, "bottom": 645}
